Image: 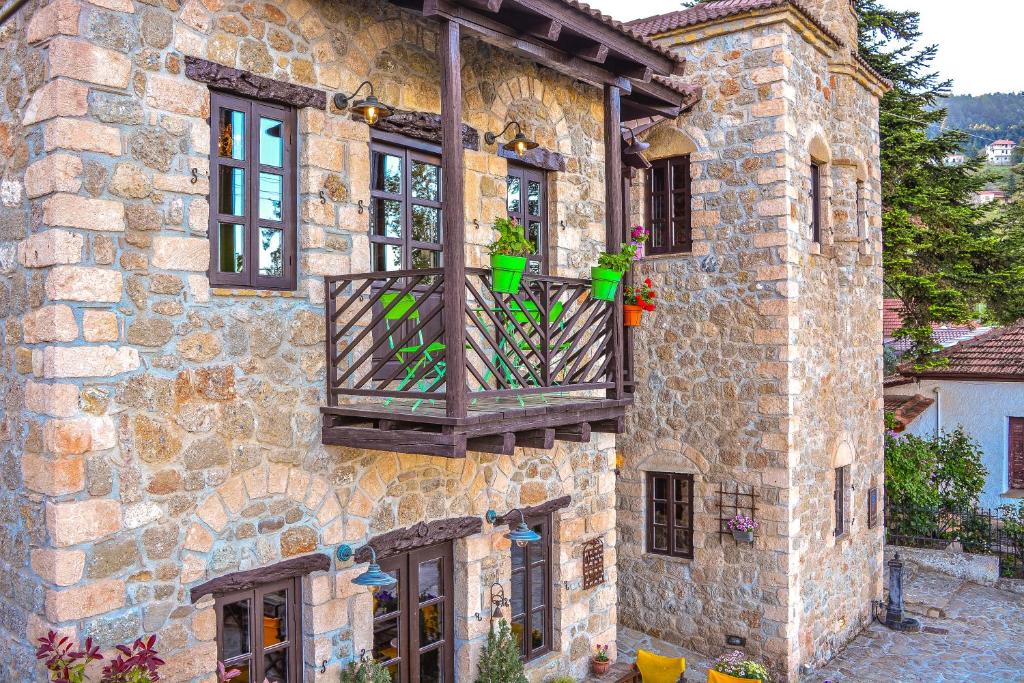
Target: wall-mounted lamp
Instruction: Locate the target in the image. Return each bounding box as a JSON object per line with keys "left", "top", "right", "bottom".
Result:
{"left": 337, "top": 544, "right": 397, "bottom": 589}
{"left": 485, "top": 508, "right": 542, "bottom": 547}
{"left": 623, "top": 126, "right": 650, "bottom": 156}
{"left": 484, "top": 121, "right": 538, "bottom": 157}
{"left": 333, "top": 81, "right": 393, "bottom": 125}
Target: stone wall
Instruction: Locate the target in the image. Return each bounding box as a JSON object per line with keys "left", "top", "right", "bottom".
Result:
{"left": 619, "top": 3, "right": 884, "bottom": 681}
{"left": 0, "top": 0, "right": 618, "bottom": 679}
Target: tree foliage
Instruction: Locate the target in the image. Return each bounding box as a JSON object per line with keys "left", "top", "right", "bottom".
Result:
{"left": 884, "top": 427, "right": 987, "bottom": 511}
{"left": 475, "top": 620, "right": 527, "bottom": 683}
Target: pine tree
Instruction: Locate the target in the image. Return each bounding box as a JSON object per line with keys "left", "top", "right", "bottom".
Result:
{"left": 856, "top": 0, "right": 1006, "bottom": 365}
{"left": 475, "top": 620, "right": 527, "bottom": 683}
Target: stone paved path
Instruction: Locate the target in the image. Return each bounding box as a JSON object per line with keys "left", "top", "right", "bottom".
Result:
{"left": 603, "top": 567, "right": 1024, "bottom": 683}
{"left": 813, "top": 568, "right": 1024, "bottom": 683}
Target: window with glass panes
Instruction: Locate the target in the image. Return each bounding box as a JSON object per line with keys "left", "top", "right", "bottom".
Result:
{"left": 369, "top": 140, "right": 443, "bottom": 272}
{"left": 509, "top": 514, "right": 551, "bottom": 661}
{"left": 506, "top": 164, "right": 547, "bottom": 274}
{"left": 215, "top": 578, "right": 301, "bottom": 682}
{"left": 646, "top": 472, "right": 694, "bottom": 559}
{"left": 209, "top": 92, "right": 296, "bottom": 290}
{"left": 645, "top": 156, "right": 691, "bottom": 255}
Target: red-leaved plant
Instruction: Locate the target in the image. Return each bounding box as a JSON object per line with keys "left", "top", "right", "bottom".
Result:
{"left": 37, "top": 632, "right": 165, "bottom": 683}
{"left": 36, "top": 632, "right": 102, "bottom": 683}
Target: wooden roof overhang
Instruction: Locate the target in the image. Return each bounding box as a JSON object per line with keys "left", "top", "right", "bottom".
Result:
{"left": 390, "top": 0, "right": 698, "bottom": 119}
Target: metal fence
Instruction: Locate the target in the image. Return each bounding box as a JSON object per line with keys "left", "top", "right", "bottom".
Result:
{"left": 884, "top": 500, "right": 1024, "bottom": 579}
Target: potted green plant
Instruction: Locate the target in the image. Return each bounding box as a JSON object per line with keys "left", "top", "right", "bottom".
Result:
{"left": 711, "top": 651, "right": 771, "bottom": 682}
{"left": 340, "top": 654, "right": 393, "bottom": 683}
{"left": 591, "top": 242, "right": 637, "bottom": 301}
{"left": 476, "top": 619, "right": 527, "bottom": 683}
{"left": 590, "top": 644, "right": 611, "bottom": 676}
{"left": 726, "top": 514, "right": 758, "bottom": 543}
{"left": 487, "top": 217, "right": 535, "bottom": 294}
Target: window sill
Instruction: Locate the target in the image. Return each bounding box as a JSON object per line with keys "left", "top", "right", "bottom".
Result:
{"left": 638, "top": 251, "right": 693, "bottom": 262}
{"left": 643, "top": 551, "right": 693, "bottom": 564}
{"left": 211, "top": 287, "right": 303, "bottom": 298}
{"left": 523, "top": 649, "right": 559, "bottom": 672}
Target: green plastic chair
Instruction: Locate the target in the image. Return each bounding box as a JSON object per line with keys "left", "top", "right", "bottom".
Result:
{"left": 380, "top": 291, "right": 445, "bottom": 411}
{"left": 478, "top": 299, "right": 569, "bottom": 405}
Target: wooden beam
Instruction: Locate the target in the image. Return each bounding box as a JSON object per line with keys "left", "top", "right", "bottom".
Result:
{"left": 622, "top": 65, "right": 654, "bottom": 83}
{"left": 577, "top": 42, "right": 609, "bottom": 64}
{"left": 191, "top": 554, "right": 330, "bottom": 602}
{"left": 321, "top": 426, "right": 468, "bottom": 457}
{"left": 439, "top": 18, "right": 468, "bottom": 420}
{"left": 520, "top": 17, "right": 561, "bottom": 41}
{"left": 554, "top": 422, "right": 591, "bottom": 443}
{"left": 463, "top": 0, "right": 501, "bottom": 11}
{"left": 517, "top": 427, "right": 555, "bottom": 449}
{"left": 357, "top": 517, "right": 483, "bottom": 562}
{"left": 591, "top": 416, "right": 625, "bottom": 434}
{"left": 184, "top": 56, "right": 327, "bottom": 109}
{"left": 604, "top": 84, "right": 625, "bottom": 402}
{"left": 495, "top": 494, "right": 572, "bottom": 525}
{"left": 468, "top": 432, "right": 516, "bottom": 454}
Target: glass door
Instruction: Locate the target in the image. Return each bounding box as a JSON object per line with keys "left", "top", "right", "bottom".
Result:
{"left": 372, "top": 542, "right": 454, "bottom": 683}
{"left": 506, "top": 164, "right": 547, "bottom": 274}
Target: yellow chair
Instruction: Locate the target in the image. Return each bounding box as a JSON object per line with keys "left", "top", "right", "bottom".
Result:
{"left": 635, "top": 649, "right": 686, "bottom": 683}
{"left": 707, "top": 670, "right": 753, "bottom": 683}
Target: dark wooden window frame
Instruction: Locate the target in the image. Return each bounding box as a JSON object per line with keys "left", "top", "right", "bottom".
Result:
{"left": 208, "top": 90, "right": 297, "bottom": 290}
{"left": 644, "top": 155, "right": 692, "bottom": 255}
{"left": 506, "top": 163, "right": 549, "bottom": 274}
{"left": 834, "top": 465, "right": 847, "bottom": 538}
{"left": 810, "top": 161, "right": 822, "bottom": 244}
{"left": 215, "top": 576, "right": 302, "bottom": 683}
{"left": 373, "top": 541, "right": 455, "bottom": 683}
{"left": 510, "top": 513, "right": 552, "bottom": 662}
{"left": 369, "top": 132, "right": 444, "bottom": 272}
{"left": 1009, "top": 417, "right": 1024, "bottom": 490}
{"left": 645, "top": 472, "right": 694, "bottom": 559}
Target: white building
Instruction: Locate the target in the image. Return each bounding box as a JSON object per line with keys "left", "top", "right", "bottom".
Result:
{"left": 986, "top": 139, "right": 1016, "bottom": 166}
{"left": 886, "top": 321, "right": 1024, "bottom": 510}
{"left": 943, "top": 152, "right": 966, "bottom": 166}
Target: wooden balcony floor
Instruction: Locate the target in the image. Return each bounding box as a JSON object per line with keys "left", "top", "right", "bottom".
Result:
{"left": 321, "top": 394, "right": 631, "bottom": 457}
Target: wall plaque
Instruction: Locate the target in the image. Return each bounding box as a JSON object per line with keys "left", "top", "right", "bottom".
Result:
{"left": 582, "top": 538, "right": 604, "bottom": 590}
{"left": 867, "top": 487, "right": 878, "bottom": 529}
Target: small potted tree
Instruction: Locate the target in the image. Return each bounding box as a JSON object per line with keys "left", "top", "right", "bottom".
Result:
{"left": 623, "top": 277, "right": 656, "bottom": 327}
{"left": 487, "top": 217, "right": 535, "bottom": 294}
{"left": 727, "top": 514, "right": 758, "bottom": 543}
{"left": 591, "top": 644, "right": 611, "bottom": 676}
{"left": 476, "top": 619, "right": 528, "bottom": 683}
{"left": 591, "top": 242, "right": 637, "bottom": 301}
{"left": 340, "top": 654, "right": 393, "bottom": 683}
{"left": 710, "top": 651, "right": 771, "bottom": 682}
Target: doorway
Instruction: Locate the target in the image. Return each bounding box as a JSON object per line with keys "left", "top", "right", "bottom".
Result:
{"left": 372, "top": 542, "right": 454, "bottom": 683}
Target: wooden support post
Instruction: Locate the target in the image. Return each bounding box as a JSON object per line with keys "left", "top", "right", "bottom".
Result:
{"left": 591, "top": 416, "right": 625, "bottom": 434}
{"left": 604, "top": 84, "right": 625, "bottom": 401}
{"left": 440, "top": 19, "right": 468, "bottom": 419}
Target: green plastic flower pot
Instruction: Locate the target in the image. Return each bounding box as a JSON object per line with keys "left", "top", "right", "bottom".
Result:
{"left": 590, "top": 266, "right": 623, "bottom": 301}
{"left": 490, "top": 254, "right": 527, "bottom": 294}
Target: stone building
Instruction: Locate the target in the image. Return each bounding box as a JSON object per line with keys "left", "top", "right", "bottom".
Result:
{"left": 0, "top": 0, "right": 884, "bottom": 681}
{"left": 618, "top": 1, "right": 889, "bottom": 681}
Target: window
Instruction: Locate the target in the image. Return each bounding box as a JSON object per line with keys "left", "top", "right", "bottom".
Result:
{"left": 1010, "top": 417, "right": 1024, "bottom": 490}
{"left": 372, "top": 543, "right": 454, "bottom": 683}
{"left": 506, "top": 164, "right": 547, "bottom": 274}
{"left": 215, "top": 578, "right": 301, "bottom": 682}
{"left": 209, "top": 92, "right": 296, "bottom": 290}
{"left": 646, "top": 472, "right": 694, "bottom": 558}
{"left": 834, "top": 466, "right": 847, "bottom": 537}
{"left": 810, "top": 162, "right": 822, "bottom": 244}
{"left": 645, "top": 156, "right": 691, "bottom": 255}
{"left": 856, "top": 179, "right": 866, "bottom": 240}
{"left": 509, "top": 514, "right": 551, "bottom": 662}
{"left": 370, "top": 140, "right": 443, "bottom": 272}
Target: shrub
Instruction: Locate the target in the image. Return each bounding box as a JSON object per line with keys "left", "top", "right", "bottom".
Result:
{"left": 596, "top": 243, "right": 638, "bottom": 274}
{"left": 487, "top": 217, "right": 534, "bottom": 257}
{"left": 712, "top": 651, "right": 770, "bottom": 682}
{"left": 885, "top": 427, "right": 987, "bottom": 511}
{"left": 476, "top": 620, "right": 527, "bottom": 683}
{"left": 547, "top": 677, "right": 577, "bottom": 683}
{"left": 36, "top": 632, "right": 165, "bottom": 683}
{"left": 340, "top": 656, "right": 393, "bottom": 683}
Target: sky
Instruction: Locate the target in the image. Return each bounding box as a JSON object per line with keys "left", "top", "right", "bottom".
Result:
{"left": 584, "top": 0, "right": 1023, "bottom": 96}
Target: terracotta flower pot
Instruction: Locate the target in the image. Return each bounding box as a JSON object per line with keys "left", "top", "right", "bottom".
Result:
{"left": 591, "top": 658, "right": 611, "bottom": 675}
{"left": 623, "top": 304, "right": 643, "bottom": 327}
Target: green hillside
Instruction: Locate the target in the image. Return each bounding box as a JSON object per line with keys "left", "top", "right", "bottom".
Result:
{"left": 934, "top": 92, "right": 1024, "bottom": 154}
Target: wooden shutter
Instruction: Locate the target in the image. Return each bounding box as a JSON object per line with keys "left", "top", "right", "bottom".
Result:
{"left": 1010, "top": 418, "right": 1024, "bottom": 490}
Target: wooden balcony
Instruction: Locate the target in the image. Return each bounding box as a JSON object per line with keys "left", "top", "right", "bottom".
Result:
{"left": 321, "top": 267, "right": 630, "bottom": 457}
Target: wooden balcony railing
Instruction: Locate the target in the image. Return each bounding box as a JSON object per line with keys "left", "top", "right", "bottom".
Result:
{"left": 324, "top": 267, "right": 620, "bottom": 409}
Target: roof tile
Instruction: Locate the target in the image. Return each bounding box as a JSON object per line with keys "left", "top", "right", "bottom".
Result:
{"left": 899, "top": 319, "right": 1024, "bottom": 380}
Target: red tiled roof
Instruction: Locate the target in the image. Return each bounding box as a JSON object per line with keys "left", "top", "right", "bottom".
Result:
{"left": 626, "top": 0, "right": 842, "bottom": 46}
{"left": 991, "top": 140, "right": 1017, "bottom": 146}
{"left": 557, "top": 0, "right": 684, "bottom": 65}
{"left": 883, "top": 298, "right": 904, "bottom": 337}
{"left": 884, "top": 394, "right": 934, "bottom": 432}
{"left": 898, "top": 319, "right": 1024, "bottom": 381}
